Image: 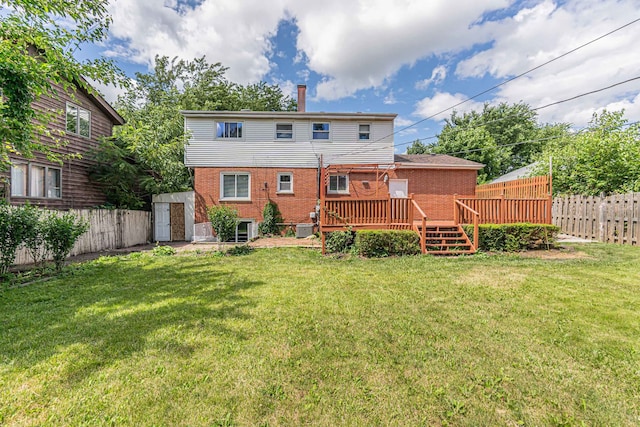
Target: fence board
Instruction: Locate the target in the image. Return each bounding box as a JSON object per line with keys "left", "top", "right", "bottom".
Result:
{"left": 552, "top": 192, "right": 640, "bottom": 245}
{"left": 14, "top": 209, "right": 152, "bottom": 266}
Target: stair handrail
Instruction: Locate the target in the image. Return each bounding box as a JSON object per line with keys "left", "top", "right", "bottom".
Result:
{"left": 411, "top": 199, "right": 427, "bottom": 254}
{"left": 454, "top": 200, "right": 479, "bottom": 252}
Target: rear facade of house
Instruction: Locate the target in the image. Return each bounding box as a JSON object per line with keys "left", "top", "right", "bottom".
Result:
{"left": 183, "top": 89, "right": 483, "bottom": 241}
{"left": 2, "top": 81, "right": 124, "bottom": 209}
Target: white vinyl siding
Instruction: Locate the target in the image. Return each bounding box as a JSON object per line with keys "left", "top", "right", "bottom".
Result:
{"left": 184, "top": 116, "right": 395, "bottom": 168}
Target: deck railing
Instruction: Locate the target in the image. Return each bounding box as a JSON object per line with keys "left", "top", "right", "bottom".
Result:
{"left": 456, "top": 196, "right": 552, "bottom": 224}
{"left": 454, "top": 200, "right": 478, "bottom": 251}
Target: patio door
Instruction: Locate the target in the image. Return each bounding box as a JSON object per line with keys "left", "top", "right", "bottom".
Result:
{"left": 389, "top": 179, "right": 409, "bottom": 222}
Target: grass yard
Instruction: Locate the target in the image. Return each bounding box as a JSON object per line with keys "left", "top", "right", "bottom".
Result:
{"left": 1, "top": 245, "right": 639, "bottom": 426}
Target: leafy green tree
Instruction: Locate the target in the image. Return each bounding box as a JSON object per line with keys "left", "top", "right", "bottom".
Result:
{"left": 42, "top": 211, "right": 89, "bottom": 271}
{"left": 0, "top": 0, "right": 124, "bottom": 170}
{"left": 534, "top": 110, "right": 640, "bottom": 196}
{"left": 421, "top": 102, "right": 568, "bottom": 182}
{"left": 89, "top": 56, "right": 296, "bottom": 208}
{"left": 258, "top": 201, "right": 283, "bottom": 236}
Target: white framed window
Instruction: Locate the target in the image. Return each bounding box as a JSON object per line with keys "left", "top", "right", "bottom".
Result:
{"left": 277, "top": 173, "right": 293, "bottom": 193}
{"left": 275, "top": 123, "right": 293, "bottom": 139}
{"left": 358, "top": 124, "right": 371, "bottom": 140}
{"left": 10, "top": 163, "right": 62, "bottom": 199}
{"left": 66, "top": 103, "right": 91, "bottom": 138}
{"left": 328, "top": 174, "right": 349, "bottom": 194}
{"left": 312, "top": 122, "right": 330, "bottom": 140}
{"left": 221, "top": 173, "right": 250, "bottom": 200}
{"left": 216, "top": 122, "right": 243, "bottom": 139}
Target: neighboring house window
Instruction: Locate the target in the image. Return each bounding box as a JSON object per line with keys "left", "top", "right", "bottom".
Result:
{"left": 10, "top": 163, "right": 62, "bottom": 199}
{"left": 10, "top": 163, "right": 27, "bottom": 197}
{"left": 358, "top": 124, "right": 371, "bottom": 140}
{"left": 312, "top": 123, "right": 330, "bottom": 140}
{"left": 221, "top": 173, "right": 250, "bottom": 200}
{"left": 277, "top": 173, "right": 293, "bottom": 193}
{"left": 216, "top": 122, "right": 243, "bottom": 139}
{"left": 328, "top": 174, "right": 349, "bottom": 194}
{"left": 66, "top": 103, "right": 91, "bottom": 137}
{"left": 275, "top": 123, "right": 293, "bottom": 139}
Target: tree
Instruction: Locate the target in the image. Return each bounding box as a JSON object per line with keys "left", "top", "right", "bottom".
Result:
{"left": 422, "top": 102, "right": 568, "bottom": 182}
{"left": 207, "top": 205, "right": 239, "bottom": 247}
{"left": 0, "top": 0, "right": 124, "bottom": 170}
{"left": 534, "top": 110, "right": 640, "bottom": 196}
{"left": 89, "top": 56, "right": 297, "bottom": 208}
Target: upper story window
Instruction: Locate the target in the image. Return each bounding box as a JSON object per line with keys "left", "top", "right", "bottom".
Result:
{"left": 276, "top": 123, "right": 293, "bottom": 139}
{"left": 216, "top": 122, "right": 243, "bottom": 139}
{"left": 277, "top": 173, "right": 293, "bottom": 193}
{"left": 66, "top": 103, "right": 91, "bottom": 138}
{"left": 312, "top": 123, "right": 330, "bottom": 140}
{"left": 328, "top": 174, "right": 349, "bottom": 194}
{"left": 358, "top": 124, "right": 371, "bottom": 140}
{"left": 221, "top": 172, "right": 250, "bottom": 200}
{"left": 10, "top": 163, "right": 62, "bottom": 199}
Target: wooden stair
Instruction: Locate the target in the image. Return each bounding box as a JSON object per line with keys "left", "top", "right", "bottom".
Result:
{"left": 417, "top": 223, "right": 476, "bottom": 255}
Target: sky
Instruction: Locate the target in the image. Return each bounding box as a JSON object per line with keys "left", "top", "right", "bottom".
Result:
{"left": 81, "top": 0, "right": 640, "bottom": 153}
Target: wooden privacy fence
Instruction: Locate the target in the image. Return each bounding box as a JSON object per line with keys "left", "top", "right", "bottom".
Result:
{"left": 553, "top": 193, "right": 640, "bottom": 245}
{"left": 476, "top": 175, "right": 550, "bottom": 198}
{"left": 14, "top": 209, "right": 152, "bottom": 266}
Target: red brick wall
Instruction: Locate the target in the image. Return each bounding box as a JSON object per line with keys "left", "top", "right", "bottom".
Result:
{"left": 194, "top": 167, "right": 319, "bottom": 224}
{"left": 194, "top": 166, "right": 478, "bottom": 224}
{"left": 393, "top": 168, "right": 477, "bottom": 220}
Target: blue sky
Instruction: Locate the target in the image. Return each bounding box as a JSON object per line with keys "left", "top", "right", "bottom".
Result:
{"left": 82, "top": 0, "right": 640, "bottom": 152}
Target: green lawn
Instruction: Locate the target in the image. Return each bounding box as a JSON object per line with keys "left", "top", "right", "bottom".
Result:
{"left": 1, "top": 245, "right": 639, "bottom": 426}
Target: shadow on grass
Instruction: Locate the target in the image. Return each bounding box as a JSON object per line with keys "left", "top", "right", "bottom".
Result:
{"left": 0, "top": 254, "right": 264, "bottom": 382}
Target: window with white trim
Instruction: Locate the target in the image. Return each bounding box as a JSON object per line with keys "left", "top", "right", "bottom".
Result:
{"left": 221, "top": 173, "right": 250, "bottom": 200}
{"left": 66, "top": 103, "right": 91, "bottom": 137}
{"left": 275, "top": 123, "right": 293, "bottom": 139}
{"left": 216, "top": 122, "right": 243, "bottom": 139}
{"left": 312, "top": 122, "right": 330, "bottom": 140}
{"left": 358, "top": 124, "right": 371, "bottom": 140}
{"left": 277, "top": 173, "right": 293, "bottom": 193}
{"left": 328, "top": 174, "right": 349, "bottom": 194}
{"left": 10, "top": 163, "right": 62, "bottom": 199}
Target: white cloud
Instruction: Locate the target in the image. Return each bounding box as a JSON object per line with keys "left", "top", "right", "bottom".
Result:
{"left": 384, "top": 90, "right": 397, "bottom": 105}
{"left": 413, "top": 92, "right": 484, "bottom": 121}
{"left": 87, "top": 78, "right": 130, "bottom": 105}
{"left": 107, "top": 0, "right": 287, "bottom": 83}
{"left": 454, "top": 0, "right": 640, "bottom": 126}
{"left": 415, "top": 65, "right": 447, "bottom": 90}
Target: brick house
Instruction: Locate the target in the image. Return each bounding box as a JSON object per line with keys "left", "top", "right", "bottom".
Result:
{"left": 183, "top": 86, "right": 483, "bottom": 242}
{"left": 2, "top": 79, "right": 124, "bottom": 208}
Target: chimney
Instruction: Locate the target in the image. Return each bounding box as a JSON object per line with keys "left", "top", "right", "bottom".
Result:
{"left": 297, "top": 84, "right": 306, "bottom": 112}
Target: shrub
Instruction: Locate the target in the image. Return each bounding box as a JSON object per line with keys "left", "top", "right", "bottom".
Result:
{"left": 207, "top": 205, "right": 239, "bottom": 244}
{"left": 325, "top": 230, "right": 355, "bottom": 254}
{"left": 354, "top": 230, "right": 421, "bottom": 258}
{"left": 463, "top": 223, "right": 559, "bottom": 252}
{"left": 42, "top": 211, "right": 89, "bottom": 271}
{"left": 258, "top": 201, "right": 283, "bottom": 236}
{"left": 152, "top": 244, "right": 176, "bottom": 256}
{"left": 0, "top": 203, "right": 25, "bottom": 275}
{"left": 284, "top": 226, "right": 296, "bottom": 238}
{"left": 20, "top": 203, "right": 47, "bottom": 266}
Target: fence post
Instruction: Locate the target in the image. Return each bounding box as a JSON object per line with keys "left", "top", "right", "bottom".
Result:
{"left": 598, "top": 197, "right": 606, "bottom": 243}
{"left": 500, "top": 193, "right": 505, "bottom": 224}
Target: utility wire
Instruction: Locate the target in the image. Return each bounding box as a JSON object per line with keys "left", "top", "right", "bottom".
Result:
{"left": 334, "top": 16, "right": 640, "bottom": 161}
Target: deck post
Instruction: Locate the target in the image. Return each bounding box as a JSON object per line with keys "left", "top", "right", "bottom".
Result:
{"left": 386, "top": 195, "right": 391, "bottom": 228}
{"left": 421, "top": 216, "right": 426, "bottom": 254}
{"left": 500, "top": 192, "right": 506, "bottom": 224}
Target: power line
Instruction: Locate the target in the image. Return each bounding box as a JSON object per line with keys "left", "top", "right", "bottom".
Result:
{"left": 328, "top": 76, "right": 640, "bottom": 162}
{"left": 334, "top": 16, "right": 640, "bottom": 161}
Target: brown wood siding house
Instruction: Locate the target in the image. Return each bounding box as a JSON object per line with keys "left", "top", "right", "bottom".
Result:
{"left": 2, "top": 79, "right": 124, "bottom": 209}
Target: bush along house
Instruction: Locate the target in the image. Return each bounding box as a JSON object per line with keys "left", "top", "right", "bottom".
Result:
{"left": 182, "top": 85, "right": 502, "bottom": 253}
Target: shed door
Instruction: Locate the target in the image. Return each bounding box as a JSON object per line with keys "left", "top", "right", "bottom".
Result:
{"left": 154, "top": 203, "right": 171, "bottom": 242}
{"left": 170, "top": 203, "right": 185, "bottom": 241}
{"left": 389, "top": 179, "right": 408, "bottom": 198}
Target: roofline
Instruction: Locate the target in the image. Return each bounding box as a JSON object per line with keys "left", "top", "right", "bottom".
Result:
{"left": 180, "top": 110, "right": 397, "bottom": 121}
{"left": 394, "top": 162, "right": 484, "bottom": 170}
{"left": 77, "top": 77, "right": 125, "bottom": 126}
